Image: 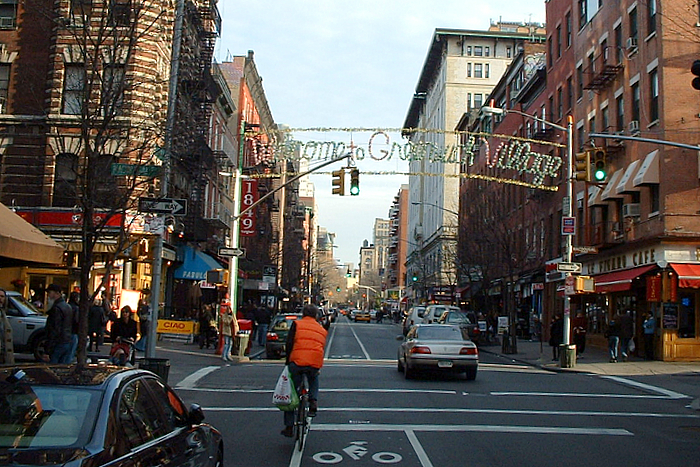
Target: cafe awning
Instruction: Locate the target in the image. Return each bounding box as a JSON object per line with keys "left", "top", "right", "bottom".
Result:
{"left": 670, "top": 263, "right": 700, "bottom": 289}
{"left": 594, "top": 265, "right": 656, "bottom": 293}
{"left": 0, "top": 203, "right": 64, "bottom": 265}
{"left": 174, "top": 245, "right": 224, "bottom": 281}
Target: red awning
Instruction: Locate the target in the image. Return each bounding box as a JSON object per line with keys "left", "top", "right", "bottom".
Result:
{"left": 594, "top": 265, "right": 656, "bottom": 293}
{"left": 671, "top": 263, "right": 700, "bottom": 288}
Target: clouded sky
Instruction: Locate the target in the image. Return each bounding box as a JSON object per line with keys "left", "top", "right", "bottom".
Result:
{"left": 217, "top": 1, "right": 546, "bottom": 265}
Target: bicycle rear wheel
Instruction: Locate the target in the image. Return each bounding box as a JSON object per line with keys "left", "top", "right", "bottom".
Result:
{"left": 295, "top": 376, "right": 310, "bottom": 451}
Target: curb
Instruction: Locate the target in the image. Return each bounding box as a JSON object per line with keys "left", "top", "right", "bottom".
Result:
{"left": 480, "top": 347, "right": 591, "bottom": 374}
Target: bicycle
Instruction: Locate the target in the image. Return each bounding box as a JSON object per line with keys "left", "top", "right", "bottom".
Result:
{"left": 294, "top": 372, "right": 310, "bottom": 451}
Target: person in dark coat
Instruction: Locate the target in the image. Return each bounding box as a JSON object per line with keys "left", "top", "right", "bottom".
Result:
{"left": 67, "top": 291, "right": 80, "bottom": 363}
{"left": 45, "top": 284, "right": 73, "bottom": 364}
{"left": 618, "top": 309, "right": 634, "bottom": 361}
{"left": 606, "top": 316, "right": 622, "bottom": 363}
{"left": 572, "top": 311, "right": 588, "bottom": 357}
{"left": 549, "top": 314, "right": 564, "bottom": 361}
{"left": 110, "top": 306, "right": 138, "bottom": 365}
{"left": 254, "top": 305, "right": 272, "bottom": 346}
{"left": 88, "top": 298, "right": 106, "bottom": 352}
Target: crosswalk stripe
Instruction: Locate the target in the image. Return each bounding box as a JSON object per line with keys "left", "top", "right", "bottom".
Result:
{"left": 311, "top": 423, "right": 634, "bottom": 436}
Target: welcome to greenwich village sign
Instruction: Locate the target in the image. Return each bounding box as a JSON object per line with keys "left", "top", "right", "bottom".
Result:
{"left": 260, "top": 128, "right": 564, "bottom": 188}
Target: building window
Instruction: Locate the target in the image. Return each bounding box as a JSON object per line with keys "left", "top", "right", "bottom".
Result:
{"left": 474, "top": 63, "right": 483, "bottom": 78}
{"left": 629, "top": 6, "right": 638, "bottom": 42}
{"left": 578, "top": 0, "right": 587, "bottom": 30}
{"left": 474, "top": 46, "right": 483, "bottom": 57}
{"left": 473, "top": 93, "right": 483, "bottom": 109}
{"left": 466, "top": 63, "right": 471, "bottom": 78}
{"left": 95, "top": 154, "right": 118, "bottom": 208}
{"left": 614, "top": 24, "right": 623, "bottom": 64}
{"left": 53, "top": 153, "right": 79, "bottom": 207}
{"left": 679, "top": 293, "right": 696, "bottom": 338}
{"left": 648, "top": 0, "right": 656, "bottom": 35}
{"left": 102, "top": 65, "right": 125, "bottom": 116}
{"left": 62, "top": 65, "right": 85, "bottom": 115}
{"left": 71, "top": 0, "right": 92, "bottom": 18}
{"left": 485, "top": 63, "right": 490, "bottom": 79}
{"left": 602, "top": 106, "right": 609, "bottom": 131}
{"left": 650, "top": 183, "right": 660, "bottom": 213}
{"left": 576, "top": 65, "right": 583, "bottom": 100}
{"left": 566, "top": 12, "right": 572, "bottom": 48}
{"left": 506, "top": 47, "right": 512, "bottom": 58}
{"left": 567, "top": 76, "right": 573, "bottom": 110}
{"left": 589, "top": 116, "right": 596, "bottom": 136}
{"left": 0, "top": 64, "right": 9, "bottom": 113}
{"left": 485, "top": 46, "right": 490, "bottom": 57}
{"left": 631, "top": 82, "right": 640, "bottom": 123}
{"left": 649, "top": 69, "right": 658, "bottom": 122}
{"left": 109, "top": 0, "right": 131, "bottom": 27}
{"left": 557, "top": 87, "right": 563, "bottom": 120}
{"left": 466, "top": 93, "right": 471, "bottom": 110}
{"left": 556, "top": 25, "right": 562, "bottom": 58}
{"left": 616, "top": 95, "right": 624, "bottom": 131}
{"left": 466, "top": 45, "right": 472, "bottom": 56}
{"left": 0, "top": 2, "right": 17, "bottom": 29}
{"left": 548, "top": 37, "right": 553, "bottom": 68}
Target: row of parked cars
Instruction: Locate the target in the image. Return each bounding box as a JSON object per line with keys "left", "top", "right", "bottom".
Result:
{"left": 397, "top": 304, "right": 481, "bottom": 381}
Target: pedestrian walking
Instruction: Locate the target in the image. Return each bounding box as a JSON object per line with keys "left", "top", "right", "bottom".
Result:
{"left": 643, "top": 313, "right": 656, "bottom": 360}
{"left": 220, "top": 309, "right": 239, "bottom": 361}
{"left": 606, "top": 316, "right": 621, "bottom": 363}
{"left": 572, "top": 311, "right": 588, "bottom": 357}
{"left": 254, "top": 304, "right": 272, "bottom": 346}
{"left": 67, "top": 291, "right": 80, "bottom": 363}
{"left": 135, "top": 289, "right": 150, "bottom": 352}
{"left": 618, "top": 309, "right": 634, "bottom": 361}
{"left": 549, "top": 314, "right": 564, "bottom": 361}
{"left": 44, "top": 284, "right": 74, "bottom": 364}
{"left": 88, "top": 298, "right": 106, "bottom": 352}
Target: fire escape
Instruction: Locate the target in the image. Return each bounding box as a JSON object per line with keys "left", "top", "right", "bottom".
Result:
{"left": 583, "top": 46, "right": 623, "bottom": 92}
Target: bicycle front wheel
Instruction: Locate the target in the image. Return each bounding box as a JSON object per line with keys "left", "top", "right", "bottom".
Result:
{"left": 296, "top": 395, "right": 308, "bottom": 450}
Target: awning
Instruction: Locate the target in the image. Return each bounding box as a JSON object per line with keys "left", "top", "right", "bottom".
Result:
{"left": 670, "top": 263, "right": 700, "bottom": 289}
{"left": 588, "top": 185, "right": 607, "bottom": 207}
{"left": 615, "top": 159, "right": 641, "bottom": 194}
{"left": 0, "top": 203, "right": 64, "bottom": 265}
{"left": 594, "top": 265, "right": 656, "bottom": 293}
{"left": 174, "top": 245, "right": 224, "bottom": 281}
{"left": 600, "top": 169, "right": 624, "bottom": 200}
{"left": 633, "top": 150, "right": 659, "bottom": 186}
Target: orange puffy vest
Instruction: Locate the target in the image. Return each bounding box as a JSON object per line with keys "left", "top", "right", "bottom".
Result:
{"left": 289, "top": 316, "right": 328, "bottom": 368}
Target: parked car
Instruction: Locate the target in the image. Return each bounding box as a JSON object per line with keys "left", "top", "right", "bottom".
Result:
{"left": 318, "top": 307, "right": 332, "bottom": 330}
{"left": 397, "top": 324, "right": 478, "bottom": 380}
{"left": 5, "top": 291, "right": 48, "bottom": 361}
{"left": 0, "top": 364, "right": 223, "bottom": 466}
{"left": 421, "top": 304, "right": 461, "bottom": 324}
{"left": 265, "top": 313, "right": 302, "bottom": 359}
{"left": 437, "top": 310, "right": 481, "bottom": 344}
{"left": 402, "top": 306, "right": 426, "bottom": 335}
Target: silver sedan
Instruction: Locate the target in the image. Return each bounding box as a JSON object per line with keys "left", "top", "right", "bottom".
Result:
{"left": 397, "top": 324, "right": 479, "bottom": 380}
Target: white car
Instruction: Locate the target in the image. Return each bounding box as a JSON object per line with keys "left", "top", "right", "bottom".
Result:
{"left": 5, "top": 291, "right": 48, "bottom": 360}
{"left": 422, "top": 304, "right": 461, "bottom": 324}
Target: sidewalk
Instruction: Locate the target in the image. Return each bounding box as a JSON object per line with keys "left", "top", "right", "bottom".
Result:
{"left": 480, "top": 337, "right": 700, "bottom": 376}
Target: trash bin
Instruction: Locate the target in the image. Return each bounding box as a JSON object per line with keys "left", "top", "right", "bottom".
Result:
{"left": 138, "top": 358, "right": 171, "bottom": 383}
{"left": 234, "top": 331, "right": 250, "bottom": 357}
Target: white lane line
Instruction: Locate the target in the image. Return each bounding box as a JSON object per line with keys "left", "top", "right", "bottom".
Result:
{"left": 491, "top": 391, "right": 675, "bottom": 400}
{"left": 202, "top": 406, "right": 700, "bottom": 419}
{"left": 601, "top": 375, "right": 690, "bottom": 399}
{"left": 348, "top": 324, "right": 372, "bottom": 360}
{"left": 175, "top": 366, "right": 220, "bottom": 389}
{"left": 324, "top": 324, "right": 337, "bottom": 360}
{"left": 312, "top": 423, "right": 633, "bottom": 436}
{"left": 177, "top": 387, "right": 456, "bottom": 395}
{"left": 405, "top": 429, "right": 434, "bottom": 467}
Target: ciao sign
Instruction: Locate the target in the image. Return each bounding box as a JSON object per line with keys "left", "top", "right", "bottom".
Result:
{"left": 156, "top": 319, "right": 195, "bottom": 335}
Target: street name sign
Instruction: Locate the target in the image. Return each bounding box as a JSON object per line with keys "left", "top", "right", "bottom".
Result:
{"left": 573, "top": 246, "right": 599, "bottom": 254}
{"left": 557, "top": 262, "right": 582, "bottom": 273}
{"left": 218, "top": 247, "right": 245, "bottom": 257}
{"left": 138, "top": 197, "right": 187, "bottom": 216}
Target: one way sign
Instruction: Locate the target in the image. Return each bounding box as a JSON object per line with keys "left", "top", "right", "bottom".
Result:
{"left": 138, "top": 197, "right": 188, "bottom": 216}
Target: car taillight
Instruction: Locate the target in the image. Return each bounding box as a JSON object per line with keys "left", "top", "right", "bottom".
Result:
{"left": 460, "top": 347, "right": 478, "bottom": 355}
{"left": 266, "top": 333, "right": 279, "bottom": 341}
{"left": 410, "top": 346, "right": 431, "bottom": 354}
{"left": 473, "top": 328, "right": 480, "bottom": 334}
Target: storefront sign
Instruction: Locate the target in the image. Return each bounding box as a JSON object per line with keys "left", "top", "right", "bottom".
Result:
{"left": 240, "top": 179, "right": 258, "bottom": 237}
{"left": 584, "top": 247, "right": 657, "bottom": 275}
{"left": 646, "top": 275, "right": 661, "bottom": 302}
{"left": 156, "top": 319, "right": 196, "bottom": 335}
{"left": 662, "top": 303, "right": 678, "bottom": 329}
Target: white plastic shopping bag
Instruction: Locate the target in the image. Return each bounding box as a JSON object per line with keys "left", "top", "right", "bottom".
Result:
{"left": 272, "top": 365, "right": 299, "bottom": 411}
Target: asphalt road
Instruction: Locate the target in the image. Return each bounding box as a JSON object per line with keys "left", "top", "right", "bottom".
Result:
{"left": 157, "top": 315, "right": 700, "bottom": 467}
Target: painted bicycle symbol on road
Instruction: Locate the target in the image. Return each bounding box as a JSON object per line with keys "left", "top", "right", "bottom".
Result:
{"left": 312, "top": 441, "right": 402, "bottom": 464}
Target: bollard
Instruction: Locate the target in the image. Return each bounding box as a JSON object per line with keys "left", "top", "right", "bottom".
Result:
{"left": 560, "top": 344, "right": 576, "bottom": 368}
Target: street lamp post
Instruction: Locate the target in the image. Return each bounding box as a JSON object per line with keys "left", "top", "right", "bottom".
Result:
{"left": 482, "top": 106, "right": 576, "bottom": 368}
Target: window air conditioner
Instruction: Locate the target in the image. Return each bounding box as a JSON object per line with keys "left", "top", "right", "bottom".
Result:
{"left": 622, "top": 203, "right": 641, "bottom": 218}
{"left": 626, "top": 37, "right": 638, "bottom": 51}
{"left": 628, "top": 120, "right": 640, "bottom": 133}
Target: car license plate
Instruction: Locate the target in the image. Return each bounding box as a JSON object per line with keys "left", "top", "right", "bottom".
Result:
{"left": 438, "top": 360, "right": 453, "bottom": 368}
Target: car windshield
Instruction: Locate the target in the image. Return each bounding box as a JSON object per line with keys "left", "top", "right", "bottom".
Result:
{"left": 8, "top": 295, "right": 42, "bottom": 317}
{"left": 0, "top": 384, "right": 100, "bottom": 449}
{"left": 417, "top": 326, "right": 465, "bottom": 341}
{"left": 445, "top": 312, "right": 473, "bottom": 325}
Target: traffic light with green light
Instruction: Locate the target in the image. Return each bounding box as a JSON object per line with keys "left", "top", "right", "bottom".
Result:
{"left": 411, "top": 274, "right": 418, "bottom": 282}
{"left": 574, "top": 151, "right": 591, "bottom": 182}
{"left": 331, "top": 169, "right": 345, "bottom": 195}
{"left": 592, "top": 149, "right": 607, "bottom": 182}
{"left": 349, "top": 168, "right": 360, "bottom": 196}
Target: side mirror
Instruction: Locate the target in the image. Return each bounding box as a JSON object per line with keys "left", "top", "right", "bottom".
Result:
{"left": 396, "top": 335, "right": 405, "bottom": 341}
{"left": 188, "top": 403, "right": 205, "bottom": 425}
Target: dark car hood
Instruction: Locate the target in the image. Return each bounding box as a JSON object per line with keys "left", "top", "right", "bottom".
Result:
{"left": 0, "top": 447, "right": 89, "bottom": 466}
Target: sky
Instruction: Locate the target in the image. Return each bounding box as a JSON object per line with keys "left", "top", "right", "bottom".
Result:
{"left": 217, "top": 1, "right": 547, "bottom": 265}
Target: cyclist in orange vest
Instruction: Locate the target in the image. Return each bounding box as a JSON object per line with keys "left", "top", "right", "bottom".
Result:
{"left": 281, "top": 304, "right": 328, "bottom": 437}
